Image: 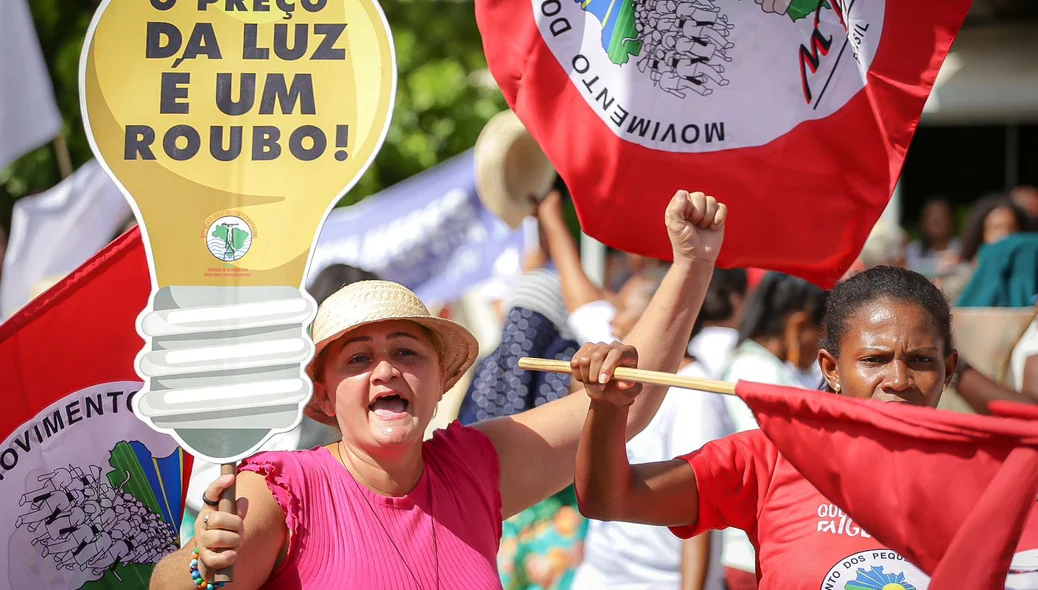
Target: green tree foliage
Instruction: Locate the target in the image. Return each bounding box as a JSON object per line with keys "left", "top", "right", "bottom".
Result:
{"left": 0, "top": 0, "right": 507, "bottom": 218}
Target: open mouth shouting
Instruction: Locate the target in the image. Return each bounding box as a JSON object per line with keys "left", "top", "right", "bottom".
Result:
{"left": 368, "top": 391, "right": 411, "bottom": 420}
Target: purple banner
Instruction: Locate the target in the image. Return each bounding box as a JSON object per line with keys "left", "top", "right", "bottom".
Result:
{"left": 308, "top": 151, "right": 523, "bottom": 306}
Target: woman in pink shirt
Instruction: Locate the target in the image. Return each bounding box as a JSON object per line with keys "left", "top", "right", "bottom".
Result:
{"left": 149, "top": 190, "right": 728, "bottom": 590}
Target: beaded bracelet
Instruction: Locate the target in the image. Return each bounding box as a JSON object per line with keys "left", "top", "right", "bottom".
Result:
{"left": 190, "top": 547, "right": 226, "bottom": 589}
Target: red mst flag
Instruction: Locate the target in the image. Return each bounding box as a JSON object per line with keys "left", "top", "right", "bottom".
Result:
{"left": 477, "top": 0, "right": 972, "bottom": 286}
{"left": 0, "top": 229, "right": 193, "bottom": 587}
{"left": 734, "top": 381, "right": 1038, "bottom": 588}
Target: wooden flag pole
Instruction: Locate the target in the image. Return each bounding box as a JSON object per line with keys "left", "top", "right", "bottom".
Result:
{"left": 53, "top": 134, "right": 73, "bottom": 179}
{"left": 213, "top": 462, "right": 237, "bottom": 583}
{"left": 518, "top": 357, "right": 737, "bottom": 396}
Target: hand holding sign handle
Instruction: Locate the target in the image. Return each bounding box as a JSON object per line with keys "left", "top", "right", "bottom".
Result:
{"left": 214, "top": 463, "right": 238, "bottom": 583}
{"left": 197, "top": 464, "right": 245, "bottom": 584}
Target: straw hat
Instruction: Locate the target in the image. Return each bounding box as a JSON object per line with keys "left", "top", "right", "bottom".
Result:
{"left": 474, "top": 109, "right": 557, "bottom": 229}
{"left": 306, "top": 281, "right": 479, "bottom": 423}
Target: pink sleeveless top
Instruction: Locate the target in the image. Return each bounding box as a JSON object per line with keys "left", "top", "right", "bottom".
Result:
{"left": 239, "top": 421, "right": 504, "bottom": 589}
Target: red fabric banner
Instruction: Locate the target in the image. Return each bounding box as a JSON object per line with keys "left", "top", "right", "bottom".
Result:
{"left": 735, "top": 381, "right": 1038, "bottom": 587}
{"left": 0, "top": 229, "right": 193, "bottom": 587}
{"left": 478, "top": 0, "right": 971, "bottom": 286}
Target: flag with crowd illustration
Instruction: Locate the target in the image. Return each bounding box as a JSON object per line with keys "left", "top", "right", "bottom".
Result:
{"left": 0, "top": 229, "right": 193, "bottom": 589}
{"left": 477, "top": 0, "right": 973, "bottom": 286}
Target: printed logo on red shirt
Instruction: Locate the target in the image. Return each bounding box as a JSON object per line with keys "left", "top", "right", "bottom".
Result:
{"left": 816, "top": 503, "right": 871, "bottom": 538}
{"left": 820, "top": 550, "right": 929, "bottom": 590}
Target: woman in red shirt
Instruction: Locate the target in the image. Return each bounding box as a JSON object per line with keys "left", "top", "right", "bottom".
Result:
{"left": 573, "top": 266, "right": 960, "bottom": 589}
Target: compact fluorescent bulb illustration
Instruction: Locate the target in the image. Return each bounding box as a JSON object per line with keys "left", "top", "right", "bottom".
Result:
{"left": 79, "top": 0, "right": 397, "bottom": 462}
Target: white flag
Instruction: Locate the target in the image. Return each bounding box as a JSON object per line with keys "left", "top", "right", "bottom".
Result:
{"left": 0, "top": 160, "right": 131, "bottom": 319}
{"left": 0, "top": 0, "right": 62, "bottom": 170}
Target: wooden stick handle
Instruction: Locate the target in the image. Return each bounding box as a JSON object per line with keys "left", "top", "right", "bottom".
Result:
{"left": 53, "top": 134, "right": 73, "bottom": 179}
{"left": 213, "top": 462, "right": 237, "bottom": 583}
{"left": 518, "top": 357, "right": 737, "bottom": 396}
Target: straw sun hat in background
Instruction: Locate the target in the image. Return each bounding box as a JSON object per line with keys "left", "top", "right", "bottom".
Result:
{"left": 304, "top": 281, "right": 479, "bottom": 425}
{"left": 474, "top": 109, "right": 557, "bottom": 229}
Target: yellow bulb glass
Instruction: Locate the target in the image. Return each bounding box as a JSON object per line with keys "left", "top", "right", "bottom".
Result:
{"left": 80, "top": 0, "right": 395, "bottom": 462}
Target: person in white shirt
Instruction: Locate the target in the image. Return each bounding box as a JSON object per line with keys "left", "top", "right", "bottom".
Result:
{"left": 687, "top": 268, "right": 747, "bottom": 380}
{"left": 537, "top": 191, "right": 729, "bottom": 589}
{"left": 565, "top": 287, "right": 732, "bottom": 590}
{"left": 571, "top": 354, "right": 732, "bottom": 590}
{"left": 717, "top": 272, "right": 827, "bottom": 589}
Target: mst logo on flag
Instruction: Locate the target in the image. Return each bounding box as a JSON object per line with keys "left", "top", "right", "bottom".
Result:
{"left": 2, "top": 383, "right": 186, "bottom": 588}
{"left": 478, "top": 0, "right": 971, "bottom": 285}
{"left": 0, "top": 230, "right": 192, "bottom": 588}
{"left": 538, "top": 0, "right": 884, "bottom": 152}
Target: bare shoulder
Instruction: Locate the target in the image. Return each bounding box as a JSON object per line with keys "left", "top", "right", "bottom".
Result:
{"left": 237, "top": 470, "right": 288, "bottom": 533}
{"left": 237, "top": 469, "right": 275, "bottom": 497}
{"left": 236, "top": 469, "right": 291, "bottom": 582}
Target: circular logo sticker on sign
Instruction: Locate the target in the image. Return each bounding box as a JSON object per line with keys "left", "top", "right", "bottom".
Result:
{"left": 535, "top": 0, "right": 884, "bottom": 153}
{"left": 205, "top": 215, "right": 253, "bottom": 262}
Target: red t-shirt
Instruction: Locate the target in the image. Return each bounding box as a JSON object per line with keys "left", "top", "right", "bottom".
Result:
{"left": 671, "top": 430, "right": 1038, "bottom": 589}
{"left": 670, "top": 429, "right": 930, "bottom": 589}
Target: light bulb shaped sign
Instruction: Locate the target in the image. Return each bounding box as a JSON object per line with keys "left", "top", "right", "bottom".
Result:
{"left": 80, "top": 0, "right": 396, "bottom": 463}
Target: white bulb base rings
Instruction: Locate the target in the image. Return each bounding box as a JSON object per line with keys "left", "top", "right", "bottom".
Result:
{"left": 132, "top": 286, "right": 318, "bottom": 463}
